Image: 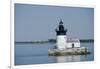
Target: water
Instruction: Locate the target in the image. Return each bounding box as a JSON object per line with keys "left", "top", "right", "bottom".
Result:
{"left": 15, "top": 42, "right": 94, "bottom": 65}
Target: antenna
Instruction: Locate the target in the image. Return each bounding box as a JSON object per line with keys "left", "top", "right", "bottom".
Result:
{"left": 59, "top": 18, "right": 63, "bottom": 24}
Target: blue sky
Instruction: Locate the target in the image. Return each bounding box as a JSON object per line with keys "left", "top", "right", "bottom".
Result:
{"left": 15, "top": 4, "right": 94, "bottom": 41}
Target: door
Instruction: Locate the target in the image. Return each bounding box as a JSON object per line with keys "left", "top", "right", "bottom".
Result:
{"left": 72, "top": 43, "right": 74, "bottom": 48}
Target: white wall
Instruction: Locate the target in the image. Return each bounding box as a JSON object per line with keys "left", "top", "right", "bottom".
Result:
{"left": 56, "top": 35, "right": 67, "bottom": 49}
{"left": 67, "top": 42, "right": 80, "bottom": 48}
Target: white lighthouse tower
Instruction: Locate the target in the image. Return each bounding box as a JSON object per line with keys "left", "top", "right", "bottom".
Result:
{"left": 48, "top": 19, "right": 89, "bottom": 56}
{"left": 55, "top": 20, "right": 67, "bottom": 50}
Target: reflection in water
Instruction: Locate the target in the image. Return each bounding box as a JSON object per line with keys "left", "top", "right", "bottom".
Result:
{"left": 55, "top": 55, "right": 80, "bottom": 63}
{"left": 15, "top": 42, "right": 94, "bottom": 65}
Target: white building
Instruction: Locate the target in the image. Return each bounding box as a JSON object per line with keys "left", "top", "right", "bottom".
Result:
{"left": 55, "top": 20, "right": 80, "bottom": 50}
{"left": 67, "top": 38, "right": 80, "bottom": 48}
{"left": 48, "top": 20, "right": 89, "bottom": 56}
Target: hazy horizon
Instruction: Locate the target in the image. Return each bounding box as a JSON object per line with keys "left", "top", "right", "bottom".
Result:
{"left": 15, "top": 4, "right": 94, "bottom": 41}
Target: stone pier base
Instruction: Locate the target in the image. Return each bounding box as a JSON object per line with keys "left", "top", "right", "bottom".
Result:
{"left": 48, "top": 47, "right": 90, "bottom": 56}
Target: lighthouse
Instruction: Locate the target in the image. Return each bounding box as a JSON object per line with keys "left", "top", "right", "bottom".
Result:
{"left": 55, "top": 19, "right": 67, "bottom": 50}
{"left": 48, "top": 19, "right": 89, "bottom": 56}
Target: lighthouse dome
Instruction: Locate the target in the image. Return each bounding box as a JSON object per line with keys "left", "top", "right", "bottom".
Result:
{"left": 55, "top": 20, "right": 67, "bottom": 35}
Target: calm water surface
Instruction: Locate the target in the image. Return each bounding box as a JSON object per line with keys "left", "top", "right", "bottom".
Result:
{"left": 15, "top": 42, "right": 94, "bottom": 65}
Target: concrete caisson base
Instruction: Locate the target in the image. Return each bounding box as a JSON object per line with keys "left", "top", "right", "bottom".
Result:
{"left": 48, "top": 47, "right": 90, "bottom": 56}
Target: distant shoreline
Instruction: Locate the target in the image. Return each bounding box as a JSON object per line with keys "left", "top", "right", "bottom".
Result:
{"left": 15, "top": 39, "right": 94, "bottom": 44}
{"left": 80, "top": 39, "right": 94, "bottom": 42}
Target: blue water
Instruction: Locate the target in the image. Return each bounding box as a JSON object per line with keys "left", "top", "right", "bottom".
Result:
{"left": 15, "top": 42, "right": 94, "bottom": 65}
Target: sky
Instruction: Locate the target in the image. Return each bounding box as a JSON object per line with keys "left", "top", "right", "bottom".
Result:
{"left": 15, "top": 4, "right": 94, "bottom": 41}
